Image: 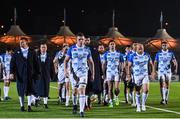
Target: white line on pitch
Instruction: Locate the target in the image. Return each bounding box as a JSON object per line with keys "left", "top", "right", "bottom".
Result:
{"left": 51, "top": 85, "right": 180, "bottom": 115}
{"left": 146, "top": 105, "right": 180, "bottom": 115}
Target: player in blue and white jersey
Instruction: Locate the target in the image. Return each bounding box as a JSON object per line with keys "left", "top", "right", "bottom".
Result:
{"left": 154, "top": 41, "right": 178, "bottom": 105}
{"left": 0, "top": 48, "right": 13, "bottom": 100}
{"left": 127, "top": 44, "right": 154, "bottom": 112}
{"left": 64, "top": 33, "right": 94, "bottom": 117}
{"left": 122, "top": 45, "right": 131, "bottom": 104}
{"left": 53, "top": 43, "right": 71, "bottom": 106}
{"left": 126, "top": 43, "right": 138, "bottom": 106}
{"left": 103, "top": 40, "right": 124, "bottom": 107}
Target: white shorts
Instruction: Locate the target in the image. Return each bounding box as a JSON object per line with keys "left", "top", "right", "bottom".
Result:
{"left": 158, "top": 72, "right": 172, "bottom": 82}
{"left": 106, "top": 72, "right": 120, "bottom": 82}
{"left": 3, "top": 70, "right": 10, "bottom": 82}
{"left": 133, "top": 75, "right": 149, "bottom": 86}
{"left": 71, "top": 71, "right": 88, "bottom": 89}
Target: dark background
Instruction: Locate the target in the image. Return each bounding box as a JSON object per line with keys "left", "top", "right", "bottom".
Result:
{"left": 0, "top": 0, "right": 180, "bottom": 37}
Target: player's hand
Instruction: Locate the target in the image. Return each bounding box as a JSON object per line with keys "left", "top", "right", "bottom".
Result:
{"left": 91, "top": 74, "right": 95, "bottom": 81}
{"left": 55, "top": 68, "right": 58, "bottom": 74}
{"left": 64, "top": 69, "right": 69, "bottom": 78}
{"left": 126, "top": 74, "right": 131, "bottom": 82}
{"left": 150, "top": 72, "right": 156, "bottom": 80}
{"left": 174, "top": 69, "right": 177, "bottom": 74}
{"left": 9, "top": 74, "right": 14, "bottom": 80}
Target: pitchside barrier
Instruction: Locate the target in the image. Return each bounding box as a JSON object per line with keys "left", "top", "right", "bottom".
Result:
{"left": 150, "top": 75, "right": 180, "bottom": 82}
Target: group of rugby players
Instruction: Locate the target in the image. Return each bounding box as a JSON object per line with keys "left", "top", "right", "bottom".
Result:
{"left": 0, "top": 32, "right": 178, "bottom": 117}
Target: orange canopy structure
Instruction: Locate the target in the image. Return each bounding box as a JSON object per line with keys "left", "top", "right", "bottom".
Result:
{"left": 145, "top": 29, "right": 179, "bottom": 52}
{"left": 99, "top": 27, "right": 133, "bottom": 46}
{"left": 50, "top": 26, "right": 76, "bottom": 45}
{"left": 0, "top": 25, "right": 31, "bottom": 44}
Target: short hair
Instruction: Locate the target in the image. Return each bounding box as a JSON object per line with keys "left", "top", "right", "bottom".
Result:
{"left": 40, "top": 42, "right": 47, "bottom": 46}
{"left": 20, "top": 37, "right": 28, "bottom": 41}
{"left": 76, "top": 32, "right": 84, "bottom": 37}
{"left": 162, "top": 41, "right": 167, "bottom": 44}
{"left": 126, "top": 45, "right": 131, "bottom": 48}
{"left": 108, "top": 40, "right": 115, "bottom": 45}
{"left": 85, "top": 35, "right": 91, "bottom": 39}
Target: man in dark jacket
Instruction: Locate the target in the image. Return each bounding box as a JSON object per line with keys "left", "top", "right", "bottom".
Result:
{"left": 84, "top": 36, "right": 103, "bottom": 109}
{"left": 36, "top": 43, "right": 54, "bottom": 109}
{"left": 10, "top": 37, "right": 39, "bottom": 112}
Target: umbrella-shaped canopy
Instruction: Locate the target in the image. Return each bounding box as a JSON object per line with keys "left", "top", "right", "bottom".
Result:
{"left": 50, "top": 26, "right": 76, "bottom": 45}
{"left": 0, "top": 25, "right": 31, "bottom": 44}
{"left": 50, "top": 9, "right": 76, "bottom": 45}
{"left": 100, "top": 27, "right": 133, "bottom": 46}
{"left": 145, "top": 29, "right": 179, "bottom": 52}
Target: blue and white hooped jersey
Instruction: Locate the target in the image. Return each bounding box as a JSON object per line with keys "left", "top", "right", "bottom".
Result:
{"left": 104, "top": 50, "right": 123, "bottom": 73}
{"left": 66, "top": 44, "right": 92, "bottom": 73}
{"left": 129, "top": 52, "right": 151, "bottom": 76}
{"left": 1, "top": 54, "right": 12, "bottom": 71}
{"left": 155, "top": 50, "right": 176, "bottom": 73}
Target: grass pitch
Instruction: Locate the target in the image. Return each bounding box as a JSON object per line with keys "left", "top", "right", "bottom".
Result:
{"left": 0, "top": 82, "right": 180, "bottom": 118}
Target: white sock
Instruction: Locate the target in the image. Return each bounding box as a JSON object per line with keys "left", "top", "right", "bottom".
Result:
{"left": 165, "top": 88, "right": 169, "bottom": 101}
{"left": 19, "top": 96, "right": 24, "bottom": 107}
{"left": 4, "top": 86, "right": 7, "bottom": 97}
{"left": 103, "top": 90, "right": 106, "bottom": 97}
{"left": 62, "top": 86, "right": 66, "bottom": 99}
{"left": 109, "top": 99, "right": 113, "bottom": 104}
{"left": 72, "top": 94, "right": 78, "bottom": 105}
{"left": 79, "top": 95, "right": 85, "bottom": 112}
{"left": 126, "top": 93, "right": 129, "bottom": 101}
{"left": 115, "top": 95, "right": 118, "bottom": 100}
{"left": 27, "top": 96, "right": 31, "bottom": 106}
{"left": 85, "top": 96, "right": 88, "bottom": 106}
{"left": 31, "top": 95, "right": 36, "bottom": 104}
{"left": 136, "top": 93, "right": 141, "bottom": 107}
{"left": 162, "top": 87, "right": 166, "bottom": 101}
{"left": 6, "top": 86, "right": 9, "bottom": 97}
{"left": 66, "top": 96, "right": 70, "bottom": 105}
{"left": 142, "top": 93, "right": 148, "bottom": 106}
{"left": 43, "top": 97, "right": 48, "bottom": 104}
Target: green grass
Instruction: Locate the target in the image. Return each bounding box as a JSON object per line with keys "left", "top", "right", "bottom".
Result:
{"left": 0, "top": 82, "right": 180, "bottom": 118}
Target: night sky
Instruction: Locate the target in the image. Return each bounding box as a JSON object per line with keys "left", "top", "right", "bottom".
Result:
{"left": 1, "top": 0, "right": 180, "bottom": 37}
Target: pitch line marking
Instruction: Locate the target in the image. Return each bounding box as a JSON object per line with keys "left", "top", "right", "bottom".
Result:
{"left": 50, "top": 85, "right": 180, "bottom": 115}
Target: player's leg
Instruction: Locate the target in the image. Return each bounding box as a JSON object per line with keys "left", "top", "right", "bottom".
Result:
{"left": 129, "top": 75, "right": 136, "bottom": 106}
{"left": 3, "top": 71, "right": 11, "bottom": 100}
{"left": 107, "top": 80, "right": 113, "bottom": 107}
{"left": 4, "top": 80, "right": 10, "bottom": 100}
{"left": 159, "top": 74, "right": 166, "bottom": 104}
{"left": 65, "top": 77, "right": 70, "bottom": 106}
{"left": 134, "top": 76, "right": 142, "bottom": 112}
{"left": 103, "top": 80, "right": 108, "bottom": 105}
{"left": 124, "top": 80, "right": 128, "bottom": 103}
{"left": 78, "top": 83, "right": 86, "bottom": 117}
{"left": 158, "top": 73, "right": 165, "bottom": 104}
{"left": 114, "top": 74, "right": 120, "bottom": 106}
{"left": 164, "top": 73, "right": 171, "bottom": 104}
{"left": 78, "top": 75, "right": 88, "bottom": 117}
{"left": 141, "top": 76, "right": 149, "bottom": 111}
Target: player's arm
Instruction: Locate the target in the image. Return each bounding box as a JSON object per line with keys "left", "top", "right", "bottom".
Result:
{"left": 88, "top": 57, "right": 95, "bottom": 81}
{"left": 172, "top": 59, "right": 178, "bottom": 74}
{"left": 10, "top": 53, "right": 16, "bottom": 79}
{"left": 127, "top": 61, "right": 132, "bottom": 82}
{"left": 153, "top": 53, "right": 158, "bottom": 76}
{"left": 64, "top": 55, "right": 70, "bottom": 78}
{"left": 53, "top": 54, "right": 59, "bottom": 74}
